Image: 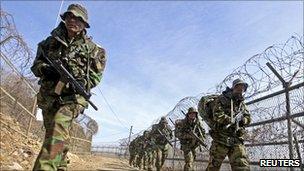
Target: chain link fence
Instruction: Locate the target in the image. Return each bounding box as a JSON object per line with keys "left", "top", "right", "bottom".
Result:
{"left": 118, "top": 35, "right": 304, "bottom": 171}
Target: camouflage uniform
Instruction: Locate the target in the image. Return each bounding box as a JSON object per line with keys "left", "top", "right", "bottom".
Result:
{"left": 150, "top": 117, "right": 173, "bottom": 171}
{"left": 31, "top": 4, "right": 106, "bottom": 171}
{"left": 133, "top": 138, "right": 143, "bottom": 168}
{"left": 199, "top": 79, "right": 251, "bottom": 171}
{"left": 136, "top": 135, "right": 145, "bottom": 169}
{"left": 136, "top": 131, "right": 156, "bottom": 171}
{"left": 175, "top": 108, "right": 206, "bottom": 171}
{"left": 151, "top": 149, "right": 157, "bottom": 169}
{"left": 143, "top": 147, "right": 157, "bottom": 170}
{"left": 129, "top": 136, "right": 140, "bottom": 167}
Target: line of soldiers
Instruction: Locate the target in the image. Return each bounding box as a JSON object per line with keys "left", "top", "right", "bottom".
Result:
{"left": 129, "top": 117, "right": 173, "bottom": 171}
{"left": 129, "top": 79, "right": 251, "bottom": 171}
{"left": 31, "top": 2, "right": 251, "bottom": 170}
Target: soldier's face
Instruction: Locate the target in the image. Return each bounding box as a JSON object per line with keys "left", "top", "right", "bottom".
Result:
{"left": 232, "top": 84, "right": 245, "bottom": 97}
{"left": 161, "top": 122, "right": 168, "bottom": 128}
{"left": 188, "top": 112, "right": 197, "bottom": 121}
{"left": 64, "top": 12, "right": 85, "bottom": 34}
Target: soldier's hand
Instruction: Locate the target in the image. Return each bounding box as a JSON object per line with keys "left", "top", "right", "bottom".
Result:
{"left": 235, "top": 113, "right": 243, "bottom": 122}
{"left": 77, "top": 78, "right": 87, "bottom": 88}
{"left": 239, "top": 117, "right": 247, "bottom": 127}
{"left": 41, "top": 64, "right": 60, "bottom": 80}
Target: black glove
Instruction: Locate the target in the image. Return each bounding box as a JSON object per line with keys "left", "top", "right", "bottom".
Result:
{"left": 41, "top": 65, "right": 60, "bottom": 80}
{"left": 239, "top": 117, "right": 246, "bottom": 127}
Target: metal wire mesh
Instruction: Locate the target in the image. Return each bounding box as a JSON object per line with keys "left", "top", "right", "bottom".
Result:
{"left": 120, "top": 35, "right": 304, "bottom": 170}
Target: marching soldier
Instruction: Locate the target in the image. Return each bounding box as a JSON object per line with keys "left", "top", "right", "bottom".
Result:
{"left": 198, "top": 79, "right": 251, "bottom": 171}
{"left": 150, "top": 117, "right": 173, "bottom": 171}
{"left": 175, "top": 107, "right": 206, "bottom": 171}
{"left": 31, "top": 4, "right": 106, "bottom": 171}
{"left": 136, "top": 131, "right": 156, "bottom": 171}
{"left": 129, "top": 136, "right": 140, "bottom": 167}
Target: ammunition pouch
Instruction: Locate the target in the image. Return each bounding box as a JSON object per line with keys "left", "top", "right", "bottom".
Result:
{"left": 210, "top": 130, "right": 244, "bottom": 147}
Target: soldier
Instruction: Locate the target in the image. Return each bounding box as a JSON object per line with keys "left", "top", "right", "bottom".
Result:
{"left": 151, "top": 148, "right": 157, "bottom": 170}
{"left": 129, "top": 136, "right": 140, "bottom": 167}
{"left": 136, "top": 131, "right": 156, "bottom": 171}
{"left": 199, "top": 79, "right": 251, "bottom": 171}
{"left": 150, "top": 117, "right": 173, "bottom": 171}
{"left": 133, "top": 138, "right": 143, "bottom": 168}
{"left": 31, "top": 4, "right": 106, "bottom": 171}
{"left": 175, "top": 107, "right": 206, "bottom": 171}
{"left": 136, "top": 133, "right": 145, "bottom": 169}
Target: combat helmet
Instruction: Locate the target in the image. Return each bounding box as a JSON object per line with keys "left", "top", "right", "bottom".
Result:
{"left": 60, "top": 4, "right": 90, "bottom": 28}
{"left": 186, "top": 107, "right": 198, "bottom": 118}
{"left": 187, "top": 107, "right": 198, "bottom": 114}
{"left": 143, "top": 130, "right": 149, "bottom": 136}
{"left": 232, "top": 79, "right": 248, "bottom": 92}
{"left": 159, "top": 116, "right": 168, "bottom": 124}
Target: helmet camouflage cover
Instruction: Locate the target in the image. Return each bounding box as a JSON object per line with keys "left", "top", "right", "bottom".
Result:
{"left": 232, "top": 78, "right": 248, "bottom": 92}
{"left": 60, "top": 4, "right": 90, "bottom": 28}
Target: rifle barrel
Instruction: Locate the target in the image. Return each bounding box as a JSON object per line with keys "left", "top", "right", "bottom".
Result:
{"left": 41, "top": 50, "right": 98, "bottom": 111}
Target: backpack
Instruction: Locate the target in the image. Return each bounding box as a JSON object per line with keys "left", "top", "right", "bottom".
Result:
{"left": 198, "top": 94, "right": 219, "bottom": 129}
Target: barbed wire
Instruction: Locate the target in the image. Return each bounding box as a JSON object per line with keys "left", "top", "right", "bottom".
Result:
{"left": 1, "top": 9, "right": 99, "bottom": 144}
{"left": 0, "top": 10, "right": 34, "bottom": 78}
{"left": 216, "top": 35, "right": 303, "bottom": 99}
{"left": 121, "top": 34, "right": 304, "bottom": 155}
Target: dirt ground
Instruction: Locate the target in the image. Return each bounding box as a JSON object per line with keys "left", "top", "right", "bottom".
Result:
{"left": 68, "top": 154, "right": 138, "bottom": 171}
{"left": 0, "top": 112, "right": 138, "bottom": 171}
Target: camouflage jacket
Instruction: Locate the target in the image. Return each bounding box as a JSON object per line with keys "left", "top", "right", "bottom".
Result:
{"left": 208, "top": 88, "right": 251, "bottom": 144}
{"left": 150, "top": 123, "right": 173, "bottom": 146}
{"left": 137, "top": 134, "right": 156, "bottom": 152}
{"left": 175, "top": 118, "right": 205, "bottom": 147}
{"left": 31, "top": 22, "right": 106, "bottom": 109}
{"left": 129, "top": 136, "right": 140, "bottom": 152}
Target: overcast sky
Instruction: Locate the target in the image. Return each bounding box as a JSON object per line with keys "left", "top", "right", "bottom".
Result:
{"left": 2, "top": 1, "right": 303, "bottom": 145}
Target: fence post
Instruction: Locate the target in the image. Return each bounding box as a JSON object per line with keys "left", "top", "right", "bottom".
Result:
{"left": 72, "top": 124, "right": 78, "bottom": 153}
{"left": 172, "top": 137, "right": 177, "bottom": 171}
{"left": 89, "top": 134, "right": 92, "bottom": 154}
{"left": 285, "top": 82, "right": 294, "bottom": 159}
{"left": 27, "top": 96, "right": 37, "bottom": 136}
{"left": 266, "top": 62, "right": 297, "bottom": 171}
{"left": 293, "top": 133, "right": 304, "bottom": 171}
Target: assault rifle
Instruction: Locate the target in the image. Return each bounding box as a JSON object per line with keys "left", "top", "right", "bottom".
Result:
{"left": 143, "top": 138, "right": 157, "bottom": 149}
{"left": 156, "top": 129, "right": 173, "bottom": 147}
{"left": 41, "top": 49, "right": 98, "bottom": 110}
{"left": 177, "top": 112, "right": 207, "bottom": 148}
{"left": 225, "top": 100, "right": 245, "bottom": 132}
{"left": 189, "top": 125, "right": 207, "bottom": 148}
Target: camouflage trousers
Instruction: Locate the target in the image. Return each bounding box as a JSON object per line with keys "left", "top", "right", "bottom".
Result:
{"left": 206, "top": 141, "right": 250, "bottom": 171}
{"left": 151, "top": 150, "right": 157, "bottom": 169}
{"left": 181, "top": 144, "right": 197, "bottom": 171}
{"left": 133, "top": 153, "right": 140, "bottom": 168}
{"left": 144, "top": 150, "right": 155, "bottom": 171}
{"left": 33, "top": 103, "right": 83, "bottom": 171}
{"left": 155, "top": 144, "right": 169, "bottom": 171}
{"left": 133, "top": 154, "right": 138, "bottom": 167}
{"left": 136, "top": 150, "right": 147, "bottom": 170}
{"left": 129, "top": 149, "right": 138, "bottom": 167}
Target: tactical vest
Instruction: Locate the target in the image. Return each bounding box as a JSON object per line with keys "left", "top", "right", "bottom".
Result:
{"left": 34, "top": 23, "right": 105, "bottom": 109}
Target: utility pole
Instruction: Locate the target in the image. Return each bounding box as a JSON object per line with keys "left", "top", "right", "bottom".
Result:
{"left": 127, "top": 126, "right": 133, "bottom": 146}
